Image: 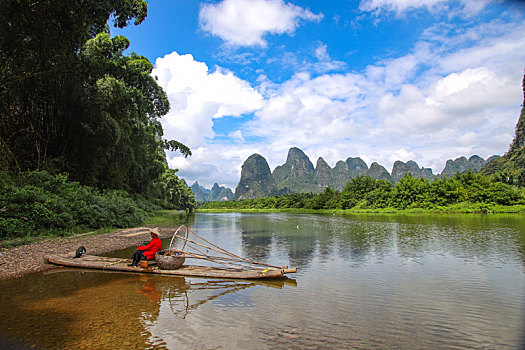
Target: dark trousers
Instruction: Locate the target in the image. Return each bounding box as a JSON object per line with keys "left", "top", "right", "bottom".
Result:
{"left": 132, "top": 249, "right": 146, "bottom": 265}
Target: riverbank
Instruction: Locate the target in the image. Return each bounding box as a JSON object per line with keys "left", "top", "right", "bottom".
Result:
{"left": 198, "top": 203, "right": 525, "bottom": 214}
{"left": 0, "top": 226, "right": 177, "bottom": 280}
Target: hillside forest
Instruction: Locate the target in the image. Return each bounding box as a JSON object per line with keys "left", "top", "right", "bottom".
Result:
{"left": 0, "top": 1, "right": 195, "bottom": 239}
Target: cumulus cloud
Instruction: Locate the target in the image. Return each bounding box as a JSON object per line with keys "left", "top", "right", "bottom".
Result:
{"left": 388, "top": 149, "right": 418, "bottom": 165}
{"left": 310, "top": 42, "right": 347, "bottom": 73}
{"left": 168, "top": 146, "right": 254, "bottom": 188}
{"left": 199, "top": 0, "right": 323, "bottom": 47}
{"left": 457, "top": 131, "right": 477, "bottom": 145}
{"left": 246, "top": 71, "right": 369, "bottom": 159}
{"left": 378, "top": 67, "right": 518, "bottom": 134}
{"left": 153, "top": 51, "right": 263, "bottom": 149}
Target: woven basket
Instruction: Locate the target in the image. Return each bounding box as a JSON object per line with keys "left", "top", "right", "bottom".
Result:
{"left": 155, "top": 250, "right": 185, "bottom": 270}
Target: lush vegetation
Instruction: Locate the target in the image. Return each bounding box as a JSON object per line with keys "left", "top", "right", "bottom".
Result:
{"left": 200, "top": 172, "right": 525, "bottom": 213}
{"left": 0, "top": 1, "right": 195, "bottom": 239}
{"left": 0, "top": 170, "right": 195, "bottom": 239}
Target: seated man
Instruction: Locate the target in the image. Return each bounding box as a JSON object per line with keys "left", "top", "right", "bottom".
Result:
{"left": 129, "top": 228, "right": 162, "bottom": 266}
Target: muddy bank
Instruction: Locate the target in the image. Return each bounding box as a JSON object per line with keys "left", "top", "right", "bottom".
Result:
{"left": 0, "top": 227, "right": 177, "bottom": 280}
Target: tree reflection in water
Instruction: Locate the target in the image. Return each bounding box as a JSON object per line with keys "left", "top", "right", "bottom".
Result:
{"left": 192, "top": 212, "right": 525, "bottom": 269}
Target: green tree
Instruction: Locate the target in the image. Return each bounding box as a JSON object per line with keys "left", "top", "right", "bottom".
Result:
{"left": 364, "top": 181, "right": 393, "bottom": 208}
{"left": 0, "top": 1, "right": 190, "bottom": 193}
{"left": 390, "top": 174, "right": 429, "bottom": 209}
{"left": 340, "top": 176, "right": 392, "bottom": 209}
{"left": 308, "top": 187, "right": 339, "bottom": 209}
{"left": 0, "top": 0, "right": 147, "bottom": 171}
{"left": 150, "top": 168, "right": 196, "bottom": 212}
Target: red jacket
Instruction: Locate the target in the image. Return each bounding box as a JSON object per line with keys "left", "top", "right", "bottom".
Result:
{"left": 138, "top": 237, "right": 162, "bottom": 260}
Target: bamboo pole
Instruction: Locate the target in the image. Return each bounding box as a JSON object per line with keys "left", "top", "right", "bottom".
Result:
{"left": 176, "top": 232, "right": 285, "bottom": 269}
{"left": 175, "top": 249, "right": 269, "bottom": 270}
{"left": 178, "top": 250, "right": 245, "bottom": 270}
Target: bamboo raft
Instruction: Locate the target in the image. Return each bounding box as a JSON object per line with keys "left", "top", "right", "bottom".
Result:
{"left": 44, "top": 226, "right": 297, "bottom": 279}
{"left": 44, "top": 253, "right": 296, "bottom": 279}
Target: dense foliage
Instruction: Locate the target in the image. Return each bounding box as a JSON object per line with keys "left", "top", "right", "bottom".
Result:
{"left": 0, "top": 170, "right": 195, "bottom": 239}
{"left": 0, "top": 1, "right": 190, "bottom": 191}
{"left": 200, "top": 172, "right": 525, "bottom": 211}
{"left": 0, "top": 171, "right": 144, "bottom": 238}
{"left": 0, "top": 1, "right": 195, "bottom": 237}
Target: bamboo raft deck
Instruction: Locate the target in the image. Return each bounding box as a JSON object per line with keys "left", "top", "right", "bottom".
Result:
{"left": 44, "top": 253, "right": 297, "bottom": 279}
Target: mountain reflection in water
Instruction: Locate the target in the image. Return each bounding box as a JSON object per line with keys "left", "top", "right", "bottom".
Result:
{"left": 220, "top": 213, "right": 525, "bottom": 269}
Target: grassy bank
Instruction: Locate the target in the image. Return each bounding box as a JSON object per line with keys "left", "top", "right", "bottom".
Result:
{"left": 198, "top": 203, "right": 525, "bottom": 215}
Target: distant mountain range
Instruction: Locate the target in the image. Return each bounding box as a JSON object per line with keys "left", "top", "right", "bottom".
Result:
{"left": 194, "top": 72, "right": 523, "bottom": 200}
{"left": 233, "top": 147, "right": 500, "bottom": 200}
{"left": 190, "top": 182, "right": 233, "bottom": 202}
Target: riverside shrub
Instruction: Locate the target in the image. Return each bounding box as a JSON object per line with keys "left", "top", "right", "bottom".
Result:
{"left": 0, "top": 170, "right": 146, "bottom": 238}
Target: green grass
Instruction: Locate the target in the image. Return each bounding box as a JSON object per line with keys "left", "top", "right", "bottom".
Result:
{"left": 197, "top": 204, "right": 525, "bottom": 215}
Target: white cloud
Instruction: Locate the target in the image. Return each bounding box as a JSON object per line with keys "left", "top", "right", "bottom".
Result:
{"left": 359, "top": 0, "right": 494, "bottom": 17}
{"left": 152, "top": 51, "right": 264, "bottom": 188}
{"left": 388, "top": 149, "right": 417, "bottom": 165}
{"left": 315, "top": 42, "right": 330, "bottom": 61}
{"left": 153, "top": 51, "right": 263, "bottom": 149}
{"left": 168, "top": 146, "right": 253, "bottom": 189}
{"left": 249, "top": 72, "right": 367, "bottom": 144}
{"left": 437, "top": 25, "right": 525, "bottom": 74}
{"left": 199, "top": 0, "right": 323, "bottom": 47}
{"left": 228, "top": 130, "right": 246, "bottom": 142}
{"left": 366, "top": 54, "right": 419, "bottom": 88}
{"left": 457, "top": 131, "right": 477, "bottom": 145}
{"left": 311, "top": 42, "right": 347, "bottom": 73}
{"left": 378, "top": 67, "right": 519, "bottom": 134}
{"left": 360, "top": 0, "right": 444, "bottom": 16}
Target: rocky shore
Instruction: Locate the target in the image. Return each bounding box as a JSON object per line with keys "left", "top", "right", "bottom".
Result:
{"left": 0, "top": 227, "right": 176, "bottom": 280}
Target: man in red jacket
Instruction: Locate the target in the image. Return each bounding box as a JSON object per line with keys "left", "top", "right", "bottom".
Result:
{"left": 129, "top": 228, "right": 162, "bottom": 266}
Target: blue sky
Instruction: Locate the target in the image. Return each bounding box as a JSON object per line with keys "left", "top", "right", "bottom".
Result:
{"left": 113, "top": 0, "right": 525, "bottom": 189}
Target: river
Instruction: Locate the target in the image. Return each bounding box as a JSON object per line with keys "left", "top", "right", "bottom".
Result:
{"left": 1, "top": 212, "right": 524, "bottom": 349}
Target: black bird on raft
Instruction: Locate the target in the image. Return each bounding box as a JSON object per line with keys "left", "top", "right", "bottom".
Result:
{"left": 74, "top": 246, "right": 86, "bottom": 258}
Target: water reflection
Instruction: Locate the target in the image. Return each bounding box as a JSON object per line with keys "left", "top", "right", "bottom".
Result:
{"left": 1, "top": 213, "right": 524, "bottom": 349}
{"left": 137, "top": 277, "right": 164, "bottom": 304}
{"left": 193, "top": 213, "right": 525, "bottom": 270}
{"left": 0, "top": 269, "right": 294, "bottom": 349}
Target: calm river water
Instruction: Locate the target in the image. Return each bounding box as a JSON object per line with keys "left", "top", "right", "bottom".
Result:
{"left": 1, "top": 212, "right": 525, "bottom": 349}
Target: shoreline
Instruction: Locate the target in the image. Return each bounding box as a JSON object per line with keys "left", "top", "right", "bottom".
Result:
{"left": 0, "top": 226, "right": 177, "bottom": 280}
{"left": 197, "top": 205, "right": 525, "bottom": 215}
